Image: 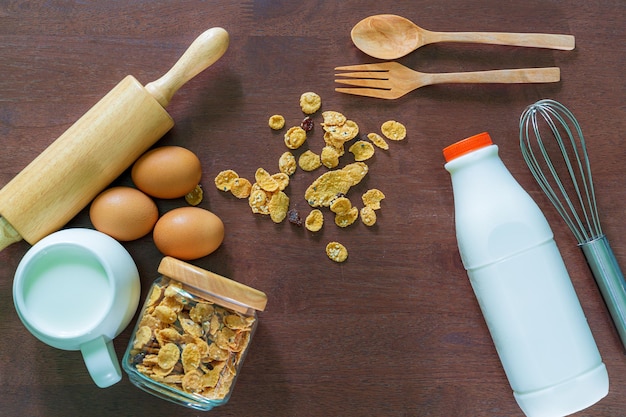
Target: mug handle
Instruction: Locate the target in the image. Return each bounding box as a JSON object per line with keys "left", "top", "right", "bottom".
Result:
{"left": 80, "top": 336, "right": 122, "bottom": 388}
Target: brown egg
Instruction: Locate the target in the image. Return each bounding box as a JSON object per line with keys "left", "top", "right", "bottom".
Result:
{"left": 131, "top": 146, "right": 202, "bottom": 199}
{"left": 153, "top": 207, "right": 224, "bottom": 260}
{"left": 89, "top": 186, "right": 159, "bottom": 241}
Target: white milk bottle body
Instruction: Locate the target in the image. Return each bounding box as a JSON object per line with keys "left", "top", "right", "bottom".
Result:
{"left": 443, "top": 133, "right": 608, "bottom": 417}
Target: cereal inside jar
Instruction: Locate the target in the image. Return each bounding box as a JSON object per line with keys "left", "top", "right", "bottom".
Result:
{"left": 123, "top": 257, "right": 267, "bottom": 411}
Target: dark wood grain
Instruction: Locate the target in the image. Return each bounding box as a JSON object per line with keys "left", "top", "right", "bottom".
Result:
{"left": 0, "top": 1, "right": 624, "bottom": 416}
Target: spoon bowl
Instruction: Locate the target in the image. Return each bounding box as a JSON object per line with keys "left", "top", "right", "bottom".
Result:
{"left": 351, "top": 14, "right": 575, "bottom": 60}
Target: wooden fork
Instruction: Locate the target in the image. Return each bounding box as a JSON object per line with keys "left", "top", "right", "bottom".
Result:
{"left": 335, "top": 62, "right": 560, "bottom": 99}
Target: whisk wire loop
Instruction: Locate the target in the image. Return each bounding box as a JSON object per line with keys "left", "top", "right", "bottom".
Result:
{"left": 519, "top": 99, "right": 602, "bottom": 244}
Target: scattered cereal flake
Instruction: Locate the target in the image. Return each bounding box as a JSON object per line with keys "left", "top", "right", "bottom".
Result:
{"left": 300, "top": 92, "right": 322, "bottom": 114}
{"left": 305, "top": 163, "right": 368, "bottom": 207}
{"left": 341, "top": 162, "right": 369, "bottom": 186}
{"left": 326, "top": 241, "right": 348, "bottom": 262}
{"left": 298, "top": 150, "right": 322, "bottom": 172}
{"left": 328, "top": 119, "right": 359, "bottom": 142}
{"left": 157, "top": 343, "right": 180, "bottom": 370}
{"left": 255, "top": 167, "right": 279, "bottom": 192}
{"left": 268, "top": 190, "right": 290, "bottom": 223}
{"left": 231, "top": 177, "right": 252, "bottom": 199}
{"left": 381, "top": 120, "right": 406, "bottom": 141}
{"left": 360, "top": 206, "right": 377, "bottom": 226}
{"left": 321, "top": 145, "right": 340, "bottom": 169}
{"left": 348, "top": 140, "right": 375, "bottom": 161}
{"left": 214, "top": 170, "right": 239, "bottom": 192}
{"left": 284, "top": 126, "right": 307, "bottom": 149}
{"left": 367, "top": 132, "right": 389, "bottom": 150}
{"left": 278, "top": 151, "right": 297, "bottom": 176}
{"left": 185, "top": 184, "right": 203, "bottom": 206}
{"left": 249, "top": 188, "right": 270, "bottom": 214}
{"left": 321, "top": 111, "right": 346, "bottom": 127}
{"left": 304, "top": 209, "right": 324, "bottom": 232}
{"left": 329, "top": 196, "right": 352, "bottom": 215}
{"left": 362, "top": 189, "right": 386, "bottom": 210}
{"left": 305, "top": 209, "right": 324, "bottom": 232}
{"left": 268, "top": 114, "right": 285, "bottom": 130}
{"left": 334, "top": 206, "right": 358, "bottom": 227}
{"left": 271, "top": 172, "right": 290, "bottom": 191}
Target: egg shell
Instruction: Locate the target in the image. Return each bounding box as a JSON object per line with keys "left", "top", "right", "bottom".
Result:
{"left": 153, "top": 207, "right": 224, "bottom": 260}
{"left": 132, "top": 146, "right": 202, "bottom": 199}
{"left": 89, "top": 186, "right": 159, "bottom": 241}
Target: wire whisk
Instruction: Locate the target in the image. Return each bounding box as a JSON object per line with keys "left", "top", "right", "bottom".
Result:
{"left": 520, "top": 99, "right": 626, "bottom": 350}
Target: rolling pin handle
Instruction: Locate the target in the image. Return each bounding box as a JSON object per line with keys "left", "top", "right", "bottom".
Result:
{"left": 145, "top": 27, "right": 230, "bottom": 107}
{"left": 0, "top": 216, "right": 23, "bottom": 251}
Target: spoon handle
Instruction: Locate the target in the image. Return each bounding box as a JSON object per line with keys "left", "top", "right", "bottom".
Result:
{"left": 425, "top": 30, "right": 575, "bottom": 50}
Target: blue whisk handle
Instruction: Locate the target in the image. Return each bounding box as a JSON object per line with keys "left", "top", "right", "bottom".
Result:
{"left": 580, "top": 234, "right": 626, "bottom": 352}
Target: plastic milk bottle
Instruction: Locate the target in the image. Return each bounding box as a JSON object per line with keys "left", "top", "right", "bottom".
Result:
{"left": 443, "top": 132, "right": 609, "bottom": 417}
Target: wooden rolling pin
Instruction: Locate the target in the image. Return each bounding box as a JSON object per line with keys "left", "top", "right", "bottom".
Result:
{"left": 0, "top": 27, "right": 229, "bottom": 251}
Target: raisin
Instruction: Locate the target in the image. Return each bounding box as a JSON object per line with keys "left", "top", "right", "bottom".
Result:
{"left": 288, "top": 208, "right": 303, "bottom": 226}
{"left": 300, "top": 116, "right": 314, "bottom": 132}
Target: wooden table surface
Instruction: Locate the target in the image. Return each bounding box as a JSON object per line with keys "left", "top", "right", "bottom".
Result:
{"left": 0, "top": 1, "right": 624, "bottom": 416}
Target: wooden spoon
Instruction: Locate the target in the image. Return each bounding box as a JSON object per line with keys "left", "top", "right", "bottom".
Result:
{"left": 351, "top": 14, "right": 575, "bottom": 60}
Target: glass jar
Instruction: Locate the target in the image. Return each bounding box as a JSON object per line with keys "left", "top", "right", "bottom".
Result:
{"left": 122, "top": 257, "right": 267, "bottom": 411}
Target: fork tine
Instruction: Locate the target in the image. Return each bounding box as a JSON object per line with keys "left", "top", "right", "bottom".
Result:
{"left": 334, "top": 78, "right": 389, "bottom": 88}
{"left": 334, "top": 87, "right": 394, "bottom": 99}
{"left": 335, "top": 63, "right": 390, "bottom": 71}
{"left": 334, "top": 71, "right": 389, "bottom": 79}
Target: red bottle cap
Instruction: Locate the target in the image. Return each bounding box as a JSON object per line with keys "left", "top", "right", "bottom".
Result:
{"left": 443, "top": 132, "right": 493, "bottom": 162}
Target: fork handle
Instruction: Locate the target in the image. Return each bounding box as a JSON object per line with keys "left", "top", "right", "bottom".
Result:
{"left": 424, "top": 30, "right": 574, "bottom": 50}
{"left": 425, "top": 67, "right": 560, "bottom": 85}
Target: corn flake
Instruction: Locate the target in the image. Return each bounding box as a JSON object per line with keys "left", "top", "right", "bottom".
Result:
{"left": 231, "top": 177, "right": 252, "bottom": 199}
{"left": 305, "top": 163, "right": 368, "bottom": 207}
{"left": 321, "top": 146, "right": 340, "bottom": 169}
{"left": 362, "top": 189, "right": 385, "bottom": 210}
{"left": 157, "top": 343, "right": 180, "bottom": 370}
{"left": 367, "top": 132, "right": 389, "bottom": 150}
{"left": 321, "top": 111, "right": 346, "bottom": 127}
{"left": 305, "top": 209, "right": 324, "bottom": 232}
{"left": 284, "top": 126, "right": 307, "bottom": 149}
{"left": 133, "top": 326, "right": 153, "bottom": 350}
{"left": 271, "top": 172, "right": 290, "bottom": 191}
{"left": 278, "top": 151, "right": 297, "bottom": 176}
{"left": 269, "top": 191, "right": 290, "bottom": 223}
{"left": 214, "top": 170, "right": 239, "bottom": 192}
{"left": 185, "top": 185, "right": 203, "bottom": 206}
{"left": 298, "top": 150, "right": 322, "bottom": 172}
{"left": 181, "top": 343, "right": 201, "bottom": 373}
{"left": 326, "top": 241, "right": 348, "bottom": 262}
{"left": 329, "top": 196, "right": 352, "bottom": 215}
{"left": 360, "top": 206, "right": 377, "bottom": 226}
{"left": 268, "top": 114, "right": 285, "bottom": 130}
{"left": 381, "top": 120, "right": 407, "bottom": 141}
{"left": 349, "top": 140, "right": 375, "bottom": 161}
{"left": 300, "top": 92, "right": 322, "bottom": 114}
{"left": 255, "top": 167, "right": 279, "bottom": 192}
{"left": 182, "top": 370, "right": 203, "bottom": 393}
{"left": 334, "top": 206, "right": 358, "bottom": 228}
{"left": 249, "top": 188, "right": 270, "bottom": 215}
